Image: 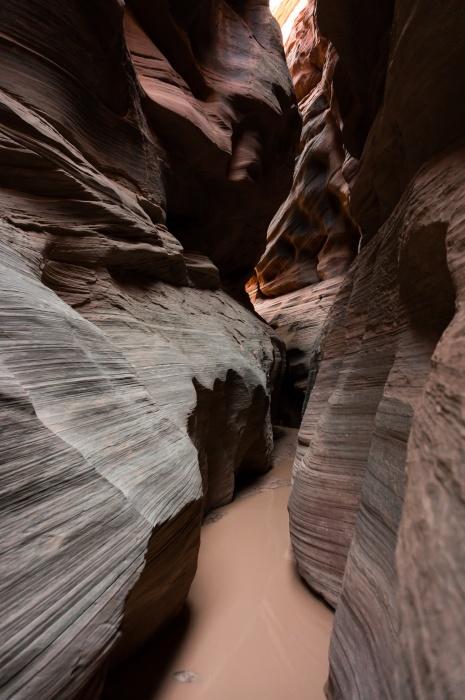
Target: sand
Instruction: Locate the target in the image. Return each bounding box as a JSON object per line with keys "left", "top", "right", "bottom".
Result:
{"left": 105, "top": 429, "right": 333, "bottom": 700}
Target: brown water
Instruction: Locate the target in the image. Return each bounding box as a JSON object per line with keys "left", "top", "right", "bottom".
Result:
{"left": 107, "top": 429, "right": 333, "bottom": 700}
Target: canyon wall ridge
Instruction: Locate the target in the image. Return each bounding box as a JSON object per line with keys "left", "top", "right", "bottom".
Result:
{"left": 283, "top": 1, "right": 465, "bottom": 698}
{"left": 0, "top": 2, "right": 299, "bottom": 697}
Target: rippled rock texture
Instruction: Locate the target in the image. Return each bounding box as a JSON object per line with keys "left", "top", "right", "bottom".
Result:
{"left": 0, "top": 1, "right": 297, "bottom": 697}
{"left": 270, "top": 0, "right": 308, "bottom": 42}
{"left": 289, "top": 0, "right": 465, "bottom": 698}
{"left": 125, "top": 0, "right": 300, "bottom": 300}
{"left": 249, "top": 2, "right": 358, "bottom": 424}
{"left": 254, "top": 2, "right": 358, "bottom": 298}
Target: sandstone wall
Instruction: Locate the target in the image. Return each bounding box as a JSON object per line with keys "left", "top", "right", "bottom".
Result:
{"left": 288, "top": 0, "right": 465, "bottom": 697}
{"left": 250, "top": 1, "right": 359, "bottom": 425}
{"left": 0, "top": 2, "right": 297, "bottom": 697}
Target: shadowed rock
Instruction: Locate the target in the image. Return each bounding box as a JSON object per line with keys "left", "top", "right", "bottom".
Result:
{"left": 249, "top": 2, "right": 359, "bottom": 425}
{"left": 288, "top": 1, "right": 465, "bottom": 698}
{"left": 0, "top": 1, "right": 298, "bottom": 697}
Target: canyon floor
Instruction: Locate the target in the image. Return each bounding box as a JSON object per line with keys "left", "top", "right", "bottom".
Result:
{"left": 105, "top": 429, "right": 333, "bottom": 700}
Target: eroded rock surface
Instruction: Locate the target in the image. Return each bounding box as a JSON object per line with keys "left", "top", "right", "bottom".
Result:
{"left": 252, "top": 276, "right": 343, "bottom": 426}
{"left": 125, "top": 0, "right": 300, "bottom": 299}
{"left": 0, "top": 1, "right": 297, "bottom": 697}
{"left": 288, "top": 0, "right": 465, "bottom": 698}
{"left": 249, "top": 2, "right": 358, "bottom": 424}
{"left": 254, "top": 2, "right": 358, "bottom": 299}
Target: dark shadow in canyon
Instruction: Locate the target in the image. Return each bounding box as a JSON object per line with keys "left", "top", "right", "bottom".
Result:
{"left": 102, "top": 606, "right": 194, "bottom": 700}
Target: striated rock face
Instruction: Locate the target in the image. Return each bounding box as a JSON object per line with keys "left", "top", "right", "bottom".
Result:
{"left": 252, "top": 276, "right": 344, "bottom": 427}
{"left": 270, "top": 1, "right": 308, "bottom": 43}
{"left": 254, "top": 2, "right": 358, "bottom": 299}
{"left": 289, "top": 0, "right": 465, "bottom": 697}
{"left": 0, "top": 1, "right": 296, "bottom": 697}
{"left": 249, "top": 2, "right": 358, "bottom": 424}
{"left": 125, "top": 0, "right": 300, "bottom": 299}
{"left": 284, "top": 1, "right": 324, "bottom": 102}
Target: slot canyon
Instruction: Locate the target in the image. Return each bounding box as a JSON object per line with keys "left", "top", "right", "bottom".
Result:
{"left": 1, "top": 1, "right": 464, "bottom": 699}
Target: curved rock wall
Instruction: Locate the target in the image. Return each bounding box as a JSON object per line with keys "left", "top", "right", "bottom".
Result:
{"left": 126, "top": 0, "right": 300, "bottom": 299}
{"left": 0, "top": 1, "right": 297, "bottom": 697}
{"left": 254, "top": 2, "right": 358, "bottom": 298}
{"left": 289, "top": 0, "right": 465, "bottom": 697}
{"left": 249, "top": 1, "right": 359, "bottom": 425}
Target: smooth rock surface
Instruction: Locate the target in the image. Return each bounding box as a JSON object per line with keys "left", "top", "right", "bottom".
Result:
{"left": 325, "top": 151, "right": 460, "bottom": 699}
{"left": 270, "top": 1, "right": 308, "bottom": 42}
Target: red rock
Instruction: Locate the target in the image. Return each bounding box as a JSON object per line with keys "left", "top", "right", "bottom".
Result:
{"left": 285, "top": 1, "right": 325, "bottom": 101}
{"left": 288, "top": 1, "right": 465, "bottom": 698}
{"left": 254, "top": 4, "right": 358, "bottom": 300}
{"left": 0, "top": 1, "right": 298, "bottom": 697}
{"left": 253, "top": 276, "right": 345, "bottom": 426}
{"left": 250, "top": 2, "right": 359, "bottom": 424}
{"left": 125, "top": 0, "right": 300, "bottom": 297}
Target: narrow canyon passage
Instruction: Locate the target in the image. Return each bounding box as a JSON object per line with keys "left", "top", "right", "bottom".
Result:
{"left": 106, "top": 430, "right": 333, "bottom": 700}
{"left": 2, "top": 1, "right": 465, "bottom": 698}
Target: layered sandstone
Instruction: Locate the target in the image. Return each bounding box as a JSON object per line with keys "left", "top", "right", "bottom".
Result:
{"left": 270, "top": 0, "right": 308, "bottom": 42}
{"left": 0, "top": 2, "right": 297, "bottom": 697}
{"left": 255, "top": 2, "right": 358, "bottom": 299}
{"left": 288, "top": 1, "right": 465, "bottom": 698}
{"left": 250, "top": 2, "right": 358, "bottom": 424}
{"left": 126, "top": 0, "right": 300, "bottom": 300}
